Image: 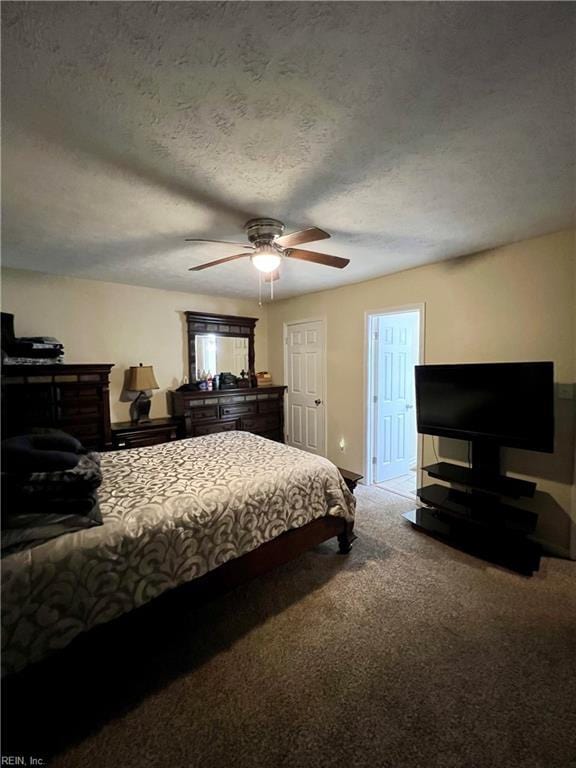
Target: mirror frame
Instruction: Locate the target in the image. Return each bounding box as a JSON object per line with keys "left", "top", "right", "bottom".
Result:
{"left": 185, "top": 311, "right": 258, "bottom": 386}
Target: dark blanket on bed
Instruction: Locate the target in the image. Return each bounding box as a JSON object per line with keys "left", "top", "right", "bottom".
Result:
{"left": 1, "top": 431, "right": 103, "bottom": 554}
{"left": 2, "top": 431, "right": 84, "bottom": 472}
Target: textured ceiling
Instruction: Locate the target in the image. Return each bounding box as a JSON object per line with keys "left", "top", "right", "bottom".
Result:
{"left": 2, "top": 2, "right": 575, "bottom": 299}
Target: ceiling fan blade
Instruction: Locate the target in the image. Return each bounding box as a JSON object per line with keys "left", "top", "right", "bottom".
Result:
{"left": 185, "top": 238, "right": 253, "bottom": 249}
{"left": 276, "top": 227, "right": 330, "bottom": 248}
{"left": 264, "top": 269, "right": 280, "bottom": 283}
{"left": 189, "top": 253, "right": 251, "bottom": 271}
{"left": 286, "top": 249, "right": 349, "bottom": 269}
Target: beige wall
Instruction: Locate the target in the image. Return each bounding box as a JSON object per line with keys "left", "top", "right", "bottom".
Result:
{"left": 267, "top": 230, "right": 576, "bottom": 556}
{"left": 1, "top": 269, "right": 268, "bottom": 422}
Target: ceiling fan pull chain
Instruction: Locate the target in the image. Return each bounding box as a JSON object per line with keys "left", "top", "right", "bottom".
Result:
{"left": 270, "top": 273, "right": 274, "bottom": 301}
{"left": 258, "top": 270, "right": 262, "bottom": 306}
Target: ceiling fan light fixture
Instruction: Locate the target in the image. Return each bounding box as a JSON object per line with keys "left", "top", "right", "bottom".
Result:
{"left": 251, "top": 244, "right": 282, "bottom": 273}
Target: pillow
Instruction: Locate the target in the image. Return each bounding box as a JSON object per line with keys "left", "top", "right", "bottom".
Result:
{"left": 29, "top": 429, "right": 84, "bottom": 454}
{"left": 2, "top": 435, "right": 80, "bottom": 473}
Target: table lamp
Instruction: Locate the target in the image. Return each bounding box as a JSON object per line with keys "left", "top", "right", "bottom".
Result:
{"left": 127, "top": 363, "right": 159, "bottom": 423}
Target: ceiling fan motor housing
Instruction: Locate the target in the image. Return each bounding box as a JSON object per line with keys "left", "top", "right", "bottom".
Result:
{"left": 244, "top": 218, "right": 285, "bottom": 247}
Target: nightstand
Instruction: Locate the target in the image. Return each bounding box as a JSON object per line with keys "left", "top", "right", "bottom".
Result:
{"left": 111, "top": 418, "right": 182, "bottom": 450}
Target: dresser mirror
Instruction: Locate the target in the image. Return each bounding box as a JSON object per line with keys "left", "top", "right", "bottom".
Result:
{"left": 185, "top": 311, "right": 257, "bottom": 387}
{"left": 195, "top": 335, "right": 249, "bottom": 378}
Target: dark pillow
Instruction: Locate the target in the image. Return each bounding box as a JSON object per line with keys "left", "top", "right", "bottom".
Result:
{"left": 28, "top": 429, "right": 84, "bottom": 454}
{"left": 2, "top": 435, "right": 80, "bottom": 473}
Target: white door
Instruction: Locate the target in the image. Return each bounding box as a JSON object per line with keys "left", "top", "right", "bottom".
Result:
{"left": 285, "top": 320, "right": 326, "bottom": 456}
{"left": 372, "top": 312, "right": 419, "bottom": 482}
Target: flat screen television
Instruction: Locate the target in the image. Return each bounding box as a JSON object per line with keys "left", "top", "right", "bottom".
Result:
{"left": 415, "top": 362, "right": 554, "bottom": 453}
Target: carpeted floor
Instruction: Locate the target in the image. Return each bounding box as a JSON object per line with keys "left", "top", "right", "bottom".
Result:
{"left": 4, "top": 485, "right": 576, "bottom": 768}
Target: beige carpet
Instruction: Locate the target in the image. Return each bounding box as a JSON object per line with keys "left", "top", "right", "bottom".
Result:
{"left": 4, "top": 486, "right": 576, "bottom": 768}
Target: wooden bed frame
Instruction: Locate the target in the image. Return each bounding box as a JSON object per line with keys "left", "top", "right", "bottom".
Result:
{"left": 181, "top": 515, "right": 356, "bottom": 600}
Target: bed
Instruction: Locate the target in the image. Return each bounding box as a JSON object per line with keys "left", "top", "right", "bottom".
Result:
{"left": 1, "top": 430, "right": 356, "bottom": 676}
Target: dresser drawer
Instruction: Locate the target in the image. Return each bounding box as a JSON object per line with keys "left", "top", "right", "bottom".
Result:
{"left": 59, "top": 412, "right": 103, "bottom": 429}
{"left": 59, "top": 386, "right": 101, "bottom": 401}
{"left": 219, "top": 403, "right": 257, "bottom": 418}
{"left": 193, "top": 420, "right": 238, "bottom": 437}
{"left": 112, "top": 422, "right": 180, "bottom": 450}
{"left": 58, "top": 402, "right": 101, "bottom": 418}
{"left": 240, "top": 413, "right": 280, "bottom": 433}
{"left": 116, "top": 432, "right": 175, "bottom": 449}
{"left": 188, "top": 405, "right": 219, "bottom": 421}
{"left": 257, "top": 399, "right": 281, "bottom": 414}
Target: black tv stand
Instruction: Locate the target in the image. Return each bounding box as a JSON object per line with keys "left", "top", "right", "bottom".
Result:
{"left": 471, "top": 439, "right": 501, "bottom": 476}
{"left": 423, "top": 463, "right": 536, "bottom": 499}
{"left": 403, "top": 440, "right": 541, "bottom": 575}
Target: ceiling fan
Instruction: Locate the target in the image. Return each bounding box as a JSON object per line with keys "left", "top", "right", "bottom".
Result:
{"left": 186, "top": 218, "right": 349, "bottom": 283}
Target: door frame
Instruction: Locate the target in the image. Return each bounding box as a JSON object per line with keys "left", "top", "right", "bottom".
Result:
{"left": 364, "top": 303, "right": 426, "bottom": 486}
{"left": 283, "top": 317, "right": 328, "bottom": 456}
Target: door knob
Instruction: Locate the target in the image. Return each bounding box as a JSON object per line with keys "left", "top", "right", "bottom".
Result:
{"left": 315, "top": 399, "right": 322, "bottom": 406}
{"left": 406, "top": 404, "right": 414, "bottom": 409}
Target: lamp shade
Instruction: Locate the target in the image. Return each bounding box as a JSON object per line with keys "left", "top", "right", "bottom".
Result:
{"left": 126, "top": 364, "right": 159, "bottom": 391}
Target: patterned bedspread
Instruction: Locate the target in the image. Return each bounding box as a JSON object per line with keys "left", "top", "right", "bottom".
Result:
{"left": 1, "top": 431, "right": 355, "bottom": 675}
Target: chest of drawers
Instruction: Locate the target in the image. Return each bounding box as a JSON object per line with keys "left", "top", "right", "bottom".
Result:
{"left": 170, "top": 386, "right": 286, "bottom": 442}
{"left": 1, "top": 363, "right": 114, "bottom": 450}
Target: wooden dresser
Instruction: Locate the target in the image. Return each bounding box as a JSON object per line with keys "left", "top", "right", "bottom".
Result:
{"left": 170, "top": 386, "right": 286, "bottom": 442}
{"left": 1, "top": 363, "right": 114, "bottom": 450}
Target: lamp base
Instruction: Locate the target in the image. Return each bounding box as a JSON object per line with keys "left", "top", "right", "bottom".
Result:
{"left": 130, "top": 392, "right": 152, "bottom": 424}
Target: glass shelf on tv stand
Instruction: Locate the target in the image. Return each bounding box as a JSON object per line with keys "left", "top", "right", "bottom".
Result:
{"left": 422, "top": 462, "right": 536, "bottom": 499}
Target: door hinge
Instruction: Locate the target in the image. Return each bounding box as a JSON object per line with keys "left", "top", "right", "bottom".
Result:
{"left": 373, "top": 395, "right": 378, "bottom": 403}
{"left": 372, "top": 457, "right": 377, "bottom": 465}
{"left": 372, "top": 331, "right": 379, "bottom": 341}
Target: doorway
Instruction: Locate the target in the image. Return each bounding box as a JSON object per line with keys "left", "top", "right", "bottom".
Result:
{"left": 365, "top": 307, "right": 423, "bottom": 499}
{"left": 284, "top": 318, "right": 326, "bottom": 456}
